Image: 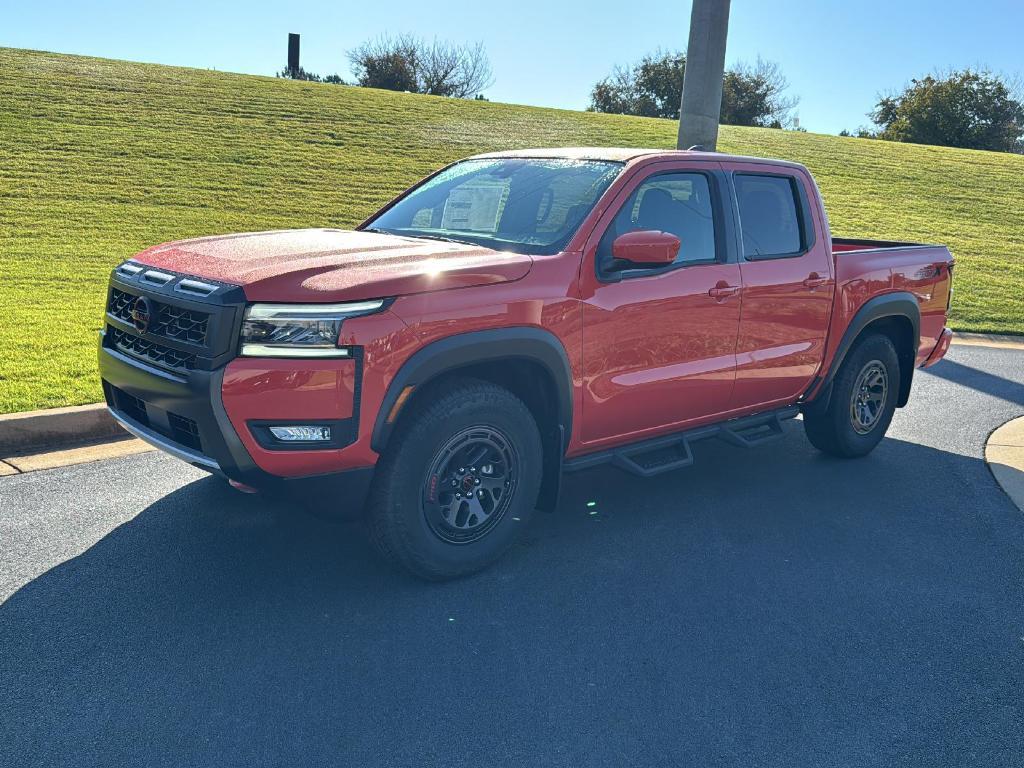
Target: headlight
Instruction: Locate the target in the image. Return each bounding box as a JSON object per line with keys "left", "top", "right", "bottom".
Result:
{"left": 239, "top": 300, "right": 385, "bottom": 358}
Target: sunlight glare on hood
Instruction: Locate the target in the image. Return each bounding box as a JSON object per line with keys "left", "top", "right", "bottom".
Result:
{"left": 423, "top": 260, "right": 448, "bottom": 277}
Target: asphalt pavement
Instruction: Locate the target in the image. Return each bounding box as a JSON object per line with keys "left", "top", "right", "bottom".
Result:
{"left": 1, "top": 344, "right": 1023, "bottom": 767}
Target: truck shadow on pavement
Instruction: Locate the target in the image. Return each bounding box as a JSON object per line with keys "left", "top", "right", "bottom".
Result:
{"left": 2, "top": 427, "right": 1024, "bottom": 765}
{"left": 921, "top": 358, "right": 1024, "bottom": 406}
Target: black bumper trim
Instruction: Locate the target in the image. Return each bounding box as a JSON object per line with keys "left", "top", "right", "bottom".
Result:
{"left": 109, "top": 407, "right": 223, "bottom": 474}
{"left": 100, "top": 332, "right": 376, "bottom": 512}
{"left": 100, "top": 338, "right": 259, "bottom": 482}
{"left": 112, "top": 401, "right": 375, "bottom": 510}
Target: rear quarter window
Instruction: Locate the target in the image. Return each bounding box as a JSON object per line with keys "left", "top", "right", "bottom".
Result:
{"left": 735, "top": 174, "right": 804, "bottom": 259}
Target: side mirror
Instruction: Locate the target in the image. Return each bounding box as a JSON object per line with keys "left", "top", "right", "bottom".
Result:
{"left": 612, "top": 230, "right": 680, "bottom": 267}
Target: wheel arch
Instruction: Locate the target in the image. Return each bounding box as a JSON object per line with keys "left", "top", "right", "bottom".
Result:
{"left": 811, "top": 292, "right": 921, "bottom": 410}
{"left": 370, "top": 328, "right": 574, "bottom": 511}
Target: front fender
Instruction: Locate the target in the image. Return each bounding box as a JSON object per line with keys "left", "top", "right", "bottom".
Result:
{"left": 370, "top": 327, "right": 574, "bottom": 455}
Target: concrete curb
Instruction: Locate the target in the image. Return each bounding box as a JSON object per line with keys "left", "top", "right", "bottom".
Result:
{"left": 2, "top": 437, "right": 153, "bottom": 476}
{"left": 985, "top": 417, "right": 1024, "bottom": 513}
{"left": 952, "top": 332, "right": 1024, "bottom": 350}
{"left": 0, "top": 404, "right": 125, "bottom": 454}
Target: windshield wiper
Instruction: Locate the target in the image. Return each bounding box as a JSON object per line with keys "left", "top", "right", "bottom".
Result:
{"left": 363, "top": 226, "right": 482, "bottom": 248}
{"left": 395, "top": 231, "right": 480, "bottom": 248}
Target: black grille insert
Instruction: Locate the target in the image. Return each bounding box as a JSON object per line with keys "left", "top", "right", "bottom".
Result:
{"left": 168, "top": 413, "right": 202, "bottom": 451}
{"left": 108, "top": 288, "right": 135, "bottom": 323}
{"left": 108, "top": 288, "right": 210, "bottom": 345}
{"left": 107, "top": 327, "right": 197, "bottom": 371}
{"left": 112, "top": 386, "right": 148, "bottom": 425}
{"left": 106, "top": 384, "right": 203, "bottom": 453}
{"left": 151, "top": 304, "right": 209, "bottom": 344}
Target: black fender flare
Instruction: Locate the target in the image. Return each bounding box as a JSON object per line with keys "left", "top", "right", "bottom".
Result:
{"left": 812, "top": 291, "right": 921, "bottom": 410}
{"left": 370, "top": 327, "right": 574, "bottom": 456}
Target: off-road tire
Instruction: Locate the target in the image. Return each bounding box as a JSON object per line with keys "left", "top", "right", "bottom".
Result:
{"left": 366, "top": 378, "right": 543, "bottom": 580}
{"left": 804, "top": 333, "right": 900, "bottom": 458}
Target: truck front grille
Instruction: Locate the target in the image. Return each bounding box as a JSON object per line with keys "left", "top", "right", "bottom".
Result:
{"left": 105, "top": 262, "right": 244, "bottom": 374}
{"left": 107, "top": 327, "right": 197, "bottom": 371}
{"left": 108, "top": 288, "right": 210, "bottom": 345}
{"left": 150, "top": 304, "right": 209, "bottom": 344}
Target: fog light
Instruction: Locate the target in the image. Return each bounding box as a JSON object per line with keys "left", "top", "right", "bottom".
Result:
{"left": 268, "top": 425, "right": 331, "bottom": 442}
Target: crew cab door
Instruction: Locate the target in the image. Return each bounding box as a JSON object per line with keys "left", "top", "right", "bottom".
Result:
{"left": 578, "top": 161, "right": 742, "bottom": 447}
{"left": 725, "top": 163, "right": 834, "bottom": 410}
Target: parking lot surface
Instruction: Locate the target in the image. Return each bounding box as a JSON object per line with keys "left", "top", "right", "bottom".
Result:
{"left": 1, "top": 344, "right": 1023, "bottom": 767}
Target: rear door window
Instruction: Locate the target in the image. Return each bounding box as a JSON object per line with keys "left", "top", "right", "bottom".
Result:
{"left": 734, "top": 174, "right": 803, "bottom": 259}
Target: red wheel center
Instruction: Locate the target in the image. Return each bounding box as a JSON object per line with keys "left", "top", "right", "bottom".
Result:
{"left": 461, "top": 475, "right": 476, "bottom": 494}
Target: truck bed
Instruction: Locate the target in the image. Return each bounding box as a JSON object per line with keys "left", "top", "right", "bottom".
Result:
{"left": 828, "top": 237, "right": 955, "bottom": 370}
{"left": 831, "top": 237, "right": 938, "bottom": 253}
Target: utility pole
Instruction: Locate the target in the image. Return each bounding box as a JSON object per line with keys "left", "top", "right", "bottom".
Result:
{"left": 677, "top": 0, "right": 731, "bottom": 150}
{"left": 287, "top": 33, "right": 300, "bottom": 77}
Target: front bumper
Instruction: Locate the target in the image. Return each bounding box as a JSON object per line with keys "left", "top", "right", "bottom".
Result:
{"left": 110, "top": 404, "right": 221, "bottom": 474}
{"left": 99, "top": 339, "right": 375, "bottom": 509}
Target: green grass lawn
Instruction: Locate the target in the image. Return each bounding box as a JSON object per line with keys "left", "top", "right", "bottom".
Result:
{"left": 1, "top": 47, "right": 1022, "bottom": 413}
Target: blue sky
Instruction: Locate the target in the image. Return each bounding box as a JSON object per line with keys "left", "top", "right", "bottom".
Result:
{"left": 4, "top": 0, "right": 1022, "bottom": 135}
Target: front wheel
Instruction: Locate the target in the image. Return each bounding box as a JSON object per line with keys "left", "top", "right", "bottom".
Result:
{"left": 366, "top": 378, "right": 543, "bottom": 580}
{"left": 803, "top": 333, "right": 900, "bottom": 458}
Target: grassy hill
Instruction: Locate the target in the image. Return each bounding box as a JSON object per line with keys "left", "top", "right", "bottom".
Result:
{"left": 1, "top": 47, "right": 1021, "bottom": 414}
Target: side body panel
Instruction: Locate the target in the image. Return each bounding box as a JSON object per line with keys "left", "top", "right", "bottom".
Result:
{"left": 815, "top": 245, "right": 955, "bottom": 385}
{"left": 371, "top": 252, "right": 586, "bottom": 450}
{"left": 574, "top": 159, "right": 743, "bottom": 449}
{"left": 725, "top": 160, "right": 835, "bottom": 411}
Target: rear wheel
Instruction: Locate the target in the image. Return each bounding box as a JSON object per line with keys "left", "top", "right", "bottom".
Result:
{"left": 804, "top": 333, "right": 900, "bottom": 458}
{"left": 366, "top": 378, "right": 542, "bottom": 580}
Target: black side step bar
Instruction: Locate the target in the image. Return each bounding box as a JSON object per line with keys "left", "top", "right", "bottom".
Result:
{"left": 563, "top": 406, "right": 800, "bottom": 478}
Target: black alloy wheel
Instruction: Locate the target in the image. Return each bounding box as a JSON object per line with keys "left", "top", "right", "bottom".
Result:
{"left": 422, "top": 426, "right": 519, "bottom": 544}
{"left": 849, "top": 359, "right": 889, "bottom": 435}
{"left": 366, "top": 378, "right": 543, "bottom": 580}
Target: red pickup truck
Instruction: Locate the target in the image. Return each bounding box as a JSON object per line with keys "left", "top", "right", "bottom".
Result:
{"left": 99, "top": 148, "right": 954, "bottom": 579}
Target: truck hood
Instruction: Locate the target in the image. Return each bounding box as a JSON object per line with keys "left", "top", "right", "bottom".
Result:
{"left": 133, "top": 228, "right": 533, "bottom": 302}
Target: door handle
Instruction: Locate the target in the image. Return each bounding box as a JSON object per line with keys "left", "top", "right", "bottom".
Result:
{"left": 802, "top": 273, "right": 829, "bottom": 289}
{"left": 708, "top": 283, "right": 740, "bottom": 300}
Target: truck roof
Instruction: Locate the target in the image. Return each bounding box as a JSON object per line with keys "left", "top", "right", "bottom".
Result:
{"left": 470, "top": 146, "right": 807, "bottom": 170}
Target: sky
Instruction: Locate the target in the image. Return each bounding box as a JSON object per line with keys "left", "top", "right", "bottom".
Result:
{"left": 4, "top": 0, "right": 1023, "bottom": 135}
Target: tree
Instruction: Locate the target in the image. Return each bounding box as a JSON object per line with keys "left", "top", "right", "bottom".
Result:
{"left": 589, "top": 50, "right": 685, "bottom": 119}
{"left": 348, "top": 35, "right": 493, "bottom": 98}
{"left": 588, "top": 51, "right": 797, "bottom": 127}
{"left": 870, "top": 70, "right": 1024, "bottom": 153}
{"left": 720, "top": 59, "right": 797, "bottom": 129}
{"left": 277, "top": 66, "right": 320, "bottom": 82}
{"left": 348, "top": 37, "right": 418, "bottom": 93}
{"left": 276, "top": 66, "right": 345, "bottom": 85}
{"left": 839, "top": 127, "right": 876, "bottom": 139}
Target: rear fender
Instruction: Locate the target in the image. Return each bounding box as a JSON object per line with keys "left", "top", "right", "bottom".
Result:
{"left": 807, "top": 292, "right": 920, "bottom": 411}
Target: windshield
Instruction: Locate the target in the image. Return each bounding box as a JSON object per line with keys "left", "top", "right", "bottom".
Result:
{"left": 363, "top": 158, "right": 623, "bottom": 255}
